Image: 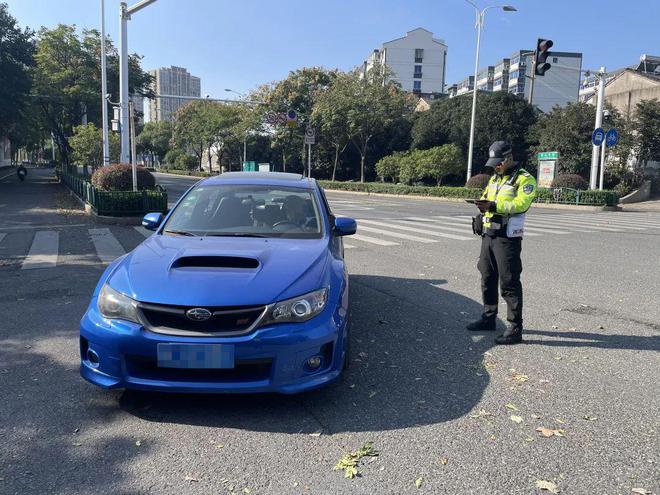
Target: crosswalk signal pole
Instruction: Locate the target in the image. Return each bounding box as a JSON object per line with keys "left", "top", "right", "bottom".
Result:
{"left": 590, "top": 67, "right": 606, "bottom": 190}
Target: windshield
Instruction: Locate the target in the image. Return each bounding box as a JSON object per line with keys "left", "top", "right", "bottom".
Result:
{"left": 162, "top": 184, "right": 324, "bottom": 239}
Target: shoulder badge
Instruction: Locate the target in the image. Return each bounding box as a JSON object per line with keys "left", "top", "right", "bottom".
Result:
{"left": 523, "top": 184, "right": 534, "bottom": 194}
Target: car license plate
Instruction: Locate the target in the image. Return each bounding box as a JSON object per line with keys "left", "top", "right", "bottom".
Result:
{"left": 157, "top": 344, "right": 235, "bottom": 369}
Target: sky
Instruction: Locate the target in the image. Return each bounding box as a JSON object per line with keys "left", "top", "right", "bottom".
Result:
{"left": 6, "top": 0, "right": 660, "bottom": 99}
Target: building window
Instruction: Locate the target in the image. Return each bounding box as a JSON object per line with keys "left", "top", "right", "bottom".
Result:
{"left": 414, "top": 65, "right": 422, "bottom": 78}
{"left": 413, "top": 81, "right": 422, "bottom": 92}
{"left": 415, "top": 48, "right": 424, "bottom": 63}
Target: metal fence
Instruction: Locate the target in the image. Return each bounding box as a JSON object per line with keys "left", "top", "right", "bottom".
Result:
{"left": 60, "top": 172, "right": 168, "bottom": 217}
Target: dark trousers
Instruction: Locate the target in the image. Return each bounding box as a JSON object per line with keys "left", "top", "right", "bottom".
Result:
{"left": 478, "top": 234, "right": 523, "bottom": 327}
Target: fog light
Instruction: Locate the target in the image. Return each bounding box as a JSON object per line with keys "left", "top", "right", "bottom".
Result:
{"left": 306, "top": 356, "right": 322, "bottom": 370}
{"left": 87, "top": 349, "right": 100, "bottom": 368}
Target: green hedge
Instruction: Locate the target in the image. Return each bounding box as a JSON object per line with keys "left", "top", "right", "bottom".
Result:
{"left": 60, "top": 171, "right": 168, "bottom": 216}
{"left": 318, "top": 181, "right": 619, "bottom": 206}
{"left": 152, "top": 168, "right": 213, "bottom": 177}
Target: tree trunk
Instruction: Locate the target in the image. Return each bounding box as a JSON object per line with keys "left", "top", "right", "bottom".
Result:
{"left": 360, "top": 154, "right": 365, "bottom": 183}
{"left": 282, "top": 151, "right": 287, "bottom": 172}
{"left": 332, "top": 145, "right": 339, "bottom": 182}
{"left": 208, "top": 145, "right": 213, "bottom": 173}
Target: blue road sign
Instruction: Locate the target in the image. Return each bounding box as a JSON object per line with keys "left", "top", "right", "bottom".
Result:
{"left": 606, "top": 128, "right": 619, "bottom": 147}
{"left": 592, "top": 127, "right": 605, "bottom": 146}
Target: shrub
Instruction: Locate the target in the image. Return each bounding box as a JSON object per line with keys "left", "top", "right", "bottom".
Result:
{"left": 91, "top": 163, "right": 156, "bottom": 191}
{"left": 163, "top": 149, "right": 185, "bottom": 167}
{"left": 551, "top": 174, "right": 588, "bottom": 190}
{"left": 466, "top": 173, "right": 491, "bottom": 189}
{"left": 375, "top": 154, "right": 400, "bottom": 183}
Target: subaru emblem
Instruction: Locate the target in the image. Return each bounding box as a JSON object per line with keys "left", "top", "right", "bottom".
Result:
{"left": 186, "top": 308, "right": 212, "bottom": 321}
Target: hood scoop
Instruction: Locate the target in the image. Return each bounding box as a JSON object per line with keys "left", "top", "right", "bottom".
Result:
{"left": 171, "top": 256, "right": 260, "bottom": 270}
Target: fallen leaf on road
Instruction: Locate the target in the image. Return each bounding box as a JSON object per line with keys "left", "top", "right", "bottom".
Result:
{"left": 358, "top": 352, "right": 368, "bottom": 358}
{"left": 631, "top": 489, "right": 652, "bottom": 494}
{"left": 73, "top": 428, "right": 79, "bottom": 433}
{"left": 531, "top": 414, "right": 542, "bottom": 419}
{"left": 309, "top": 431, "right": 322, "bottom": 437}
{"left": 334, "top": 442, "right": 378, "bottom": 479}
{"left": 536, "top": 479, "right": 560, "bottom": 493}
{"left": 554, "top": 418, "right": 566, "bottom": 424}
{"left": 469, "top": 409, "right": 492, "bottom": 419}
{"left": 483, "top": 360, "right": 497, "bottom": 369}
{"left": 551, "top": 325, "right": 559, "bottom": 329}
{"left": 512, "top": 373, "right": 529, "bottom": 382}
{"left": 525, "top": 437, "right": 535, "bottom": 442}
{"left": 415, "top": 477, "right": 423, "bottom": 489}
{"left": 72, "top": 442, "right": 83, "bottom": 446}
{"left": 184, "top": 475, "right": 199, "bottom": 482}
{"left": 505, "top": 403, "right": 519, "bottom": 411}
{"left": 489, "top": 435, "right": 497, "bottom": 441}
{"left": 135, "top": 440, "right": 142, "bottom": 447}
{"left": 536, "top": 427, "right": 565, "bottom": 438}
{"left": 554, "top": 356, "right": 562, "bottom": 361}
{"left": 439, "top": 458, "right": 449, "bottom": 465}
{"left": 243, "top": 489, "right": 251, "bottom": 494}
{"left": 368, "top": 391, "right": 377, "bottom": 398}
{"left": 583, "top": 415, "right": 598, "bottom": 421}
{"left": 510, "top": 415, "right": 524, "bottom": 424}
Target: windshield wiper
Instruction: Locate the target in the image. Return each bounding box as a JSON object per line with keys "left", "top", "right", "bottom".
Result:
{"left": 163, "top": 229, "right": 197, "bottom": 237}
{"left": 206, "top": 233, "right": 269, "bottom": 238}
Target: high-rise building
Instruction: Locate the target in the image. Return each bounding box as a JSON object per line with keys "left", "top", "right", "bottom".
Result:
{"left": 451, "top": 49, "right": 583, "bottom": 113}
{"left": 362, "top": 28, "right": 448, "bottom": 95}
{"left": 148, "top": 66, "right": 201, "bottom": 122}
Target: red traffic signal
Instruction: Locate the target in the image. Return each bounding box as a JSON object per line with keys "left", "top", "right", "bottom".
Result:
{"left": 535, "top": 38, "right": 554, "bottom": 76}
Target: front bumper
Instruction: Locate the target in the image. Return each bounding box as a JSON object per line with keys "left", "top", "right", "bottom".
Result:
{"left": 79, "top": 303, "right": 348, "bottom": 394}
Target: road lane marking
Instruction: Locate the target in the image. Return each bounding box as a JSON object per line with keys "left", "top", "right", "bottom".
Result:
{"left": 356, "top": 225, "right": 438, "bottom": 243}
{"left": 542, "top": 214, "right": 660, "bottom": 229}
{"left": 358, "top": 218, "right": 473, "bottom": 241}
{"left": 0, "top": 223, "right": 87, "bottom": 231}
{"left": 350, "top": 234, "right": 399, "bottom": 246}
{"left": 89, "top": 228, "right": 126, "bottom": 264}
{"left": 396, "top": 217, "right": 541, "bottom": 237}
{"left": 22, "top": 231, "right": 59, "bottom": 270}
{"left": 0, "top": 233, "right": 6, "bottom": 244}
{"left": 343, "top": 243, "right": 356, "bottom": 249}
{"left": 133, "top": 226, "right": 152, "bottom": 238}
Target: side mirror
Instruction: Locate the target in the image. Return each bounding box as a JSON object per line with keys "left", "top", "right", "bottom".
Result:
{"left": 142, "top": 212, "right": 163, "bottom": 231}
{"left": 333, "top": 217, "right": 357, "bottom": 236}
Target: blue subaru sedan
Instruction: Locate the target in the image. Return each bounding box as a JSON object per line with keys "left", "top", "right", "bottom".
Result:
{"left": 80, "top": 172, "right": 357, "bottom": 394}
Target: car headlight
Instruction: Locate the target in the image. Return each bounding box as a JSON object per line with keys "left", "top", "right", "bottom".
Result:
{"left": 97, "top": 284, "right": 140, "bottom": 323}
{"left": 262, "top": 288, "right": 328, "bottom": 325}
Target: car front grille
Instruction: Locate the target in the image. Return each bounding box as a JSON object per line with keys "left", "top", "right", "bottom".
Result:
{"left": 125, "top": 355, "right": 273, "bottom": 383}
{"left": 137, "top": 302, "right": 268, "bottom": 337}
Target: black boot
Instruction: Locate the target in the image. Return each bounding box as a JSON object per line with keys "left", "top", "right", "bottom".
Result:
{"left": 495, "top": 324, "right": 523, "bottom": 345}
{"left": 466, "top": 318, "right": 496, "bottom": 332}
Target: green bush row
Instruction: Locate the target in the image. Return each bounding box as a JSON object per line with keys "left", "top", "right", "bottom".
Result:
{"left": 318, "top": 181, "right": 619, "bottom": 206}
{"left": 153, "top": 168, "right": 213, "bottom": 178}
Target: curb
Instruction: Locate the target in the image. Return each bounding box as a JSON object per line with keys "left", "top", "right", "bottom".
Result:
{"left": 322, "top": 188, "right": 620, "bottom": 211}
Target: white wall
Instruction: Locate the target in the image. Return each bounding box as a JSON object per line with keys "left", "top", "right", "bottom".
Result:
{"left": 531, "top": 54, "right": 582, "bottom": 112}
{"left": 379, "top": 29, "right": 447, "bottom": 93}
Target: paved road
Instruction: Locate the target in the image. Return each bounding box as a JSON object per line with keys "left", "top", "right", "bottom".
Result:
{"left": 1, "top": 169, "right": 658, "bottom": 495}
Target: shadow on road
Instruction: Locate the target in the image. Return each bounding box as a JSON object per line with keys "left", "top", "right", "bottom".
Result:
{"left": 119, "top": 274, "right": 494, "bottom": 433}
{"left": 524, "top": 329, "right": 660, "bottom": 351}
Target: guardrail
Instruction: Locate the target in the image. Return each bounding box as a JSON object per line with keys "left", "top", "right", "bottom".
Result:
{"left": 59, "top": 172, "right": 168, "bottom": 217}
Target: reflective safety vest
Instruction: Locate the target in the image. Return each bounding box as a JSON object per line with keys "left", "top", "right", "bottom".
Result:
{"left": 480, "top": 168, "right": 537, "bottom": 236}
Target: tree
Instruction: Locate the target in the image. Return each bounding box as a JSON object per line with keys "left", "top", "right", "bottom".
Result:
{"left": 137, "top": 121, "right": 172, "bottom": 165}
{"left": 375, "top": 153, "right": 401, "bottom": 183}
{"left": 0, "top": 3, "right": 35, "bottom": 138}
{"left": 171, "top": 100, "right": 240, "bottom": 171}
{"left": 633, "top": 99, "right": 660, "bottom": 166}
{"left": 412, "top": 91, "right": 537, "bottom": 175}
{"left": 31, "top": 25, "right": 152, "bottom": 167}
{"left": 417, "top": 144, "right": 464, "bottom": 185}
{"left": 256, "top": 67, "right": 337, "bottom": 173}
{"left": 528, "top": 102, "right": 596, "bottom": 177}
{"left": 69, "top": 123, "right": 119, "bottom": 174}
{"left": 322, "top": 68, "right": 415, "bottom": 182}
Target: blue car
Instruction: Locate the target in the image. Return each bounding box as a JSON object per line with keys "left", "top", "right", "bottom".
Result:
{"left": 80, "top": 172, "right": 357, "bottom": 394}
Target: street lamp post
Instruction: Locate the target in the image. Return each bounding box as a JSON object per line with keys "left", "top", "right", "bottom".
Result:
{"left": 464, "top": 1, "right": 517, "bottom": 181}
{"left": 100, "top": 0, "right": 110, "bottom": 166}
{"left": 589, "top": 67, "right": 607, "bottom": 190}
{"left": 119, "top": 0, "right": 158, "bottom": 164}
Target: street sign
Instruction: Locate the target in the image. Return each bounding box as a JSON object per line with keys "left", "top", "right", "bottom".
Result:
{"left": 258, "top": 163, "right": 270, "bottom": 172}
{"left": 537, "top": 151, "right": 559, "bottom": 188}
{"left": 606, "top": 128, "right": 619, "bottom": 147}
{"left": 242, "top": 161, "right": 256, "bottom": 172}
{"left": 286, "top": 109, "right": 297, "bottom": 128}
{"left": 304, "top": 125, "right": 315, "bottom": 145}
{"left": 592, "top": 127, "right": 605, "bottom": 146}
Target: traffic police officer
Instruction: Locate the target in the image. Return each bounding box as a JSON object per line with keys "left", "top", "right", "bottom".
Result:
{"left": 467, "top": 141, "right": 537, "bottom": 345}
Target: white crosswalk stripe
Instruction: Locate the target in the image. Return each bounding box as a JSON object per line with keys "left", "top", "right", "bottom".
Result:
{"left": 350, "top": 234, "right": 399, "bottom": 246}
{"left": 356, "top": 224, "right": 438, "bottom": 243}
{"left": 89, "top": 228, "right": 126, "bottom": 264}
{"left": 544, "top": 214, "right": 660, "bottom": 229}
{"left": 530, "top": 217, "right": 629, "bottom": 232}
{"left": 343, "top": 243, "right": 356, "bottom": 249}
{"left": 0, "top": 233, "right": 6, "bottom": 244}
{"left": 22, "top": 231, "right": 59, "bottom": 270}
{"left": 358, "top": 218, "right": 473, "bottom": 241}
{"left": 433, "top": 215, "right": 572, "bottom": 235}
{"left": 133, "top": 226, "right": 152, "bottom": 238}
{"left": 396, "top": 217, "right": 543, "bottom": 237}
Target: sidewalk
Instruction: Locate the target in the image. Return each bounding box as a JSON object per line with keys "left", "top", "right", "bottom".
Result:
{"left": 621, "top": 198, "right": 660, "bottom": 211}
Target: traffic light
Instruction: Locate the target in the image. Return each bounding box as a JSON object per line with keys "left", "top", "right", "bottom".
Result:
{"left": 534, "top": 38, "right": 554, "bottom": 76}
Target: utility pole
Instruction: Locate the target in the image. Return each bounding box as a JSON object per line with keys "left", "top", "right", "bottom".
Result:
{"left": 598, "top": 141, "right": 606, "bottom": 190}
{"left": 589, "top": 67, "right": 606, "bottom": 190}
{"left": 100, "top": 0, "right": 110, "bottom": 165}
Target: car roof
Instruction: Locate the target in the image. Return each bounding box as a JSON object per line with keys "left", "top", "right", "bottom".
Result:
{"left": 202, "top": 172, "right": 315, "bottom": 189}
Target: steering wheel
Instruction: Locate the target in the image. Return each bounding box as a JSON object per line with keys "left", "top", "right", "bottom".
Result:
{"left": 272, "top": 221, "right": 300, "bottom": 230}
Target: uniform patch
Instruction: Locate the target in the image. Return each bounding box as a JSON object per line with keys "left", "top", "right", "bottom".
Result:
{"left": 523, "top": 184, "right": 534, "bottom": 194}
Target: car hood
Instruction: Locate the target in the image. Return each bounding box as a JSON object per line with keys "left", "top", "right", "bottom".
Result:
{"left": 106, "top": 234, "right": 330, "bottom": 307}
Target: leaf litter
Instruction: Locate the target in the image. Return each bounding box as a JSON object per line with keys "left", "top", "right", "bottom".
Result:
{"left": 334, "top": 442, "right": 378, "bottom": 479}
